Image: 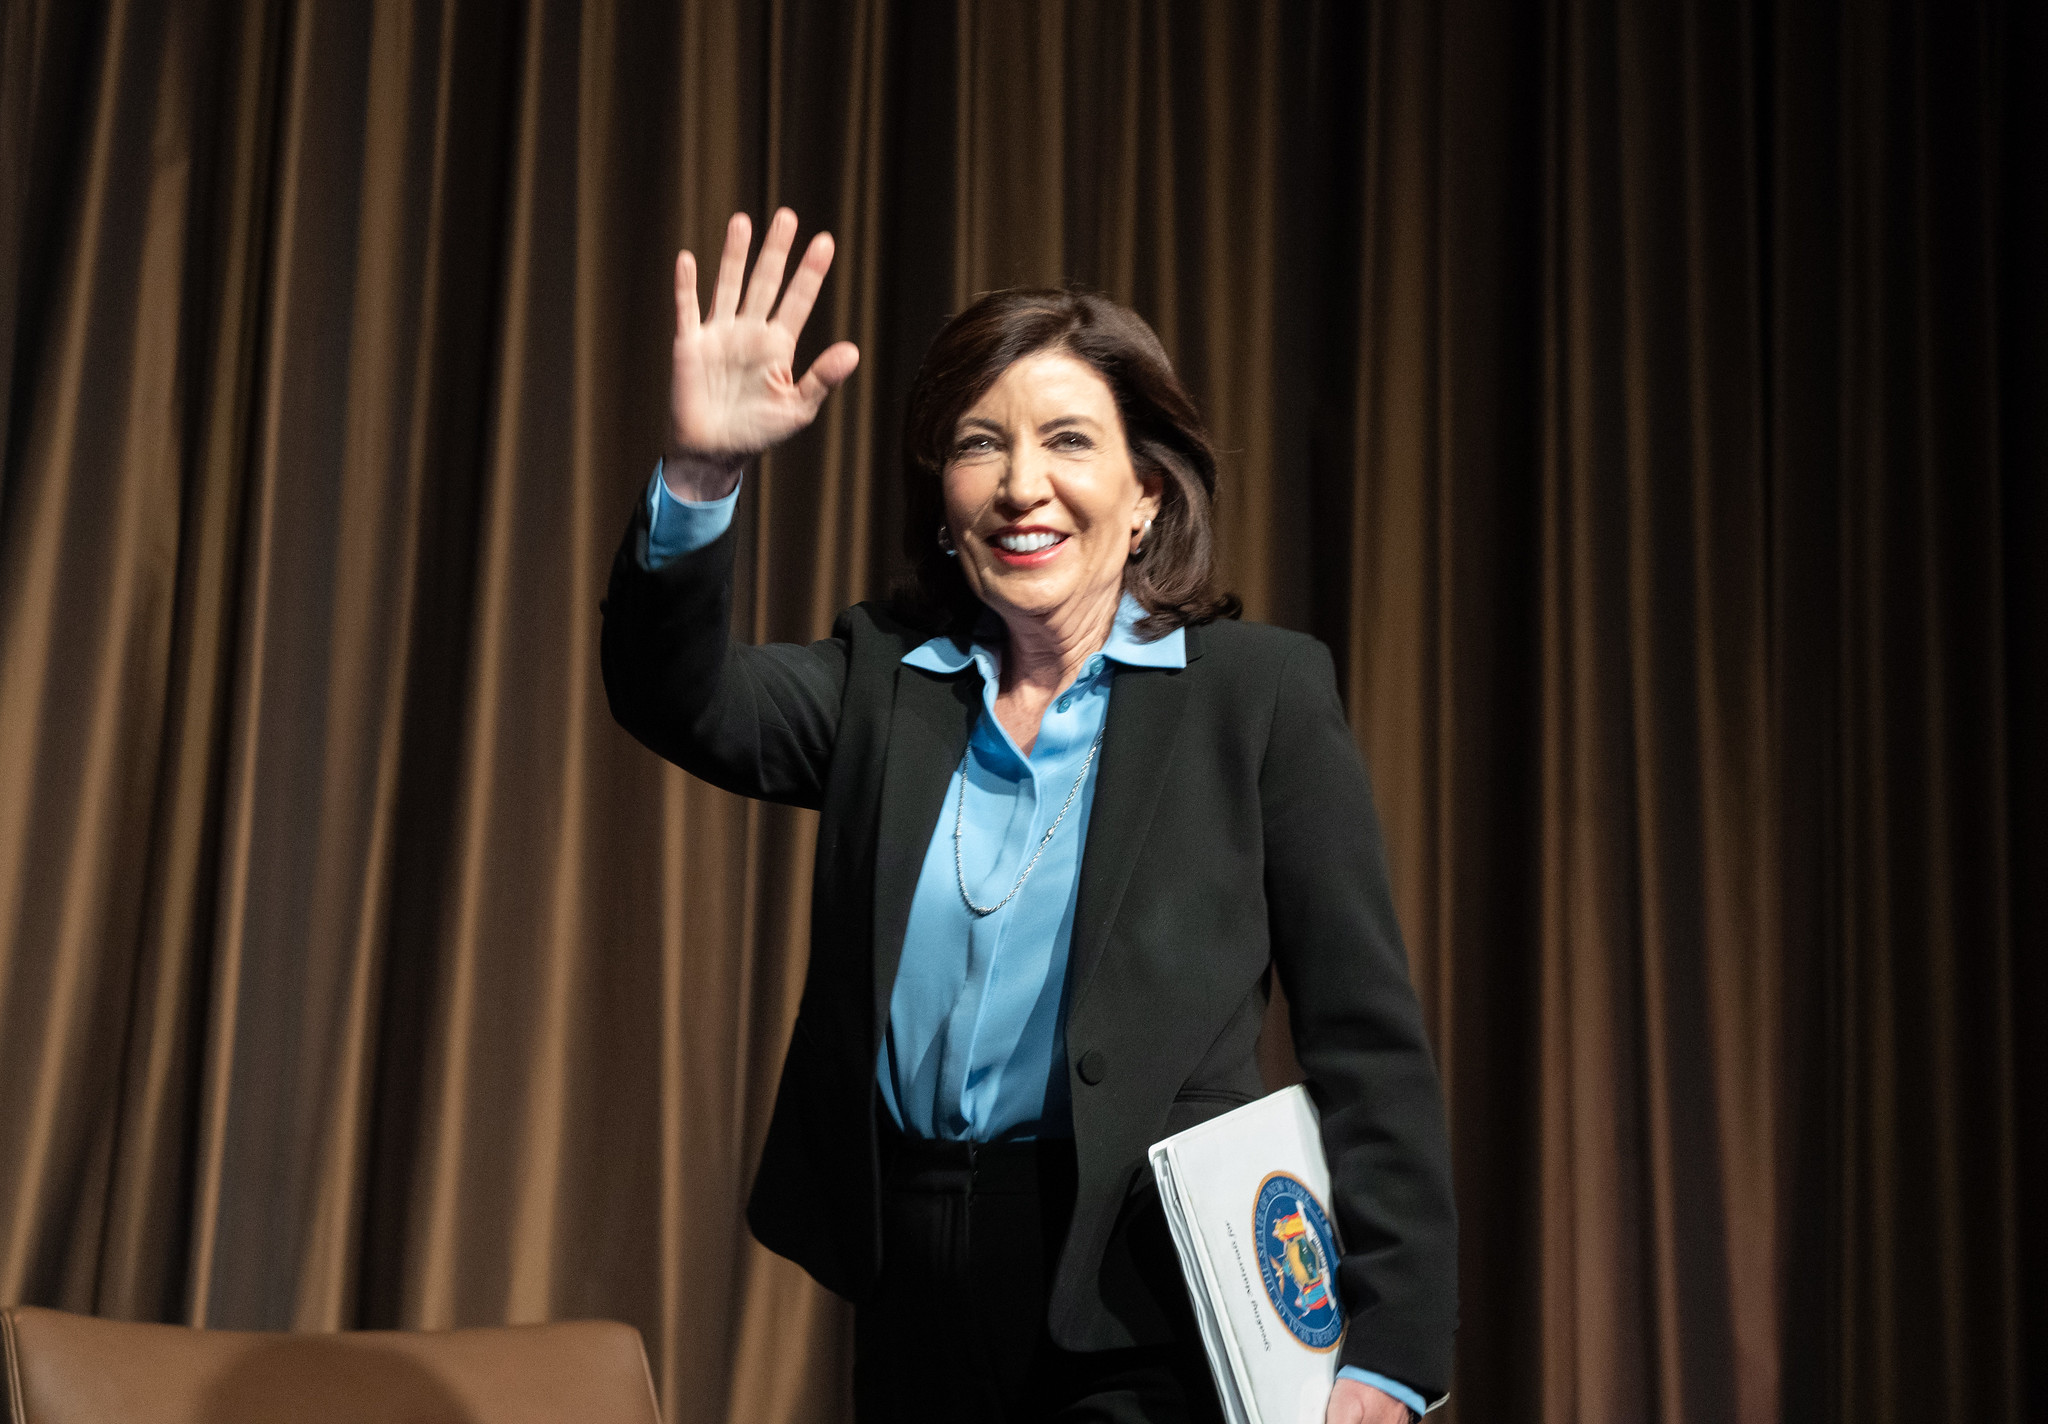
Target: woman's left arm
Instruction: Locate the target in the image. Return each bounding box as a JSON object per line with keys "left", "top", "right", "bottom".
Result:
{"left": 1259, "top": 635, "right": 1457, "bottom": 1412}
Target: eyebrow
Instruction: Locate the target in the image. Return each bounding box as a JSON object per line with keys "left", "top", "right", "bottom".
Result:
{"left": 957, "top": 415, "right": 1103, "bottom": 436}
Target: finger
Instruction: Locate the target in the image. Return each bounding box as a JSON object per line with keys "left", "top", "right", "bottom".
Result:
{"left": 740, "top": 207, "right": 798, "bottom": 320}
{"left": 710, "top": 211, "right": 751, "bottom": 322}
{"left": 674, "top": 249, "right": 700, "bottom": 339}
{"left": 772, "top": 230, "right": 837, "bottom": 338}
{"left": 795, "top": 340, "right": 861, "bottom": 406}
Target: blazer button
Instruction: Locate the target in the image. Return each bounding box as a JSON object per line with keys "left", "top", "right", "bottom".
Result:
{"left": 1077, "top": 1049, "right": 1107, "bottom": 1085}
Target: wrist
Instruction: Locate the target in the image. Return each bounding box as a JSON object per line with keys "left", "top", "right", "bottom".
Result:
{"left": 660, "top": 448, "right": 747, "bottom": 503}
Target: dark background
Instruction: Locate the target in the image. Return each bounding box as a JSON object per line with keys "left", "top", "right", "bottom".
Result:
{"left": 1, "top": 3, "right": 2040, "bottom": 1421}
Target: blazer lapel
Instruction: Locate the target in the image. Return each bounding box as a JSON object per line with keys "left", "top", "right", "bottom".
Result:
{"left": 871, "top": 660, "right": 983, "bottom": 1033}
{"left": 1066, "top": 649, "right": 1194, "bottom": 1016}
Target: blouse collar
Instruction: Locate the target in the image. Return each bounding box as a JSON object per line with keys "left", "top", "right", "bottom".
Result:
{"left": 901, "top": 592, "right": 1187, "bottom": 675}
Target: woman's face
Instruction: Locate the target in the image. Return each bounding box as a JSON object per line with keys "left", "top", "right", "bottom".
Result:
{"left": 941, "top": 351, "right": 1162, "bottom": 635}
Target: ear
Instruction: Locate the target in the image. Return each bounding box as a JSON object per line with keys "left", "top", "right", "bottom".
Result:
{"left": 1134, "top": 467, "right": 1164, "bottom": 526}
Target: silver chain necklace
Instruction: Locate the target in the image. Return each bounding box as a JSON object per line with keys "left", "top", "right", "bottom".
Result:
{"left": 953, "top": 727, "right": 1105, "bottom": 918}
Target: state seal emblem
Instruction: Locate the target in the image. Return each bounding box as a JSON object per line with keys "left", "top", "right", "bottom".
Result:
{"left": 1253, "top": 1171, "right": 1345, "bottom": 1351}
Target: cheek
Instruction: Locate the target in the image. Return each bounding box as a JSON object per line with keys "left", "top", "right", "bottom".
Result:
{"left": 1076, "top": 465, "right": 1142, "bottom": 534}
{"left": 941, "top": 466, "right": 988, "bottom": 526}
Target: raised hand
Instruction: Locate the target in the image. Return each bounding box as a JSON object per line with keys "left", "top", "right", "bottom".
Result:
{"left": 665, "top": 208, "right": 861, "bottom": 500}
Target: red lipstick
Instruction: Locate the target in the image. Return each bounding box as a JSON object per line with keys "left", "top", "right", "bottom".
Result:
{"left": 983, "top": 524, "right": 1071, "bottom": 568}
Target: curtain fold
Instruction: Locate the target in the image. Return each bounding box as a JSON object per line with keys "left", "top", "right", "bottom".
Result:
{"left": 1, "top": 3, "right": 2038, "bottom": 1422}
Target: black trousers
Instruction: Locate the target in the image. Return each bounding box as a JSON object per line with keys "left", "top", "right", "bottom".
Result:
{"left": 855, "top": 1120, "right": 1225, "bottom": 1424}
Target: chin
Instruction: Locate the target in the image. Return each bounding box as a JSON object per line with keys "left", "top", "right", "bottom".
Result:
{"left": 984, "top": 584, "right": 1124, "bottom": 637}
{"left": 977, "top": 588, "right": 1064, "bottom": 625}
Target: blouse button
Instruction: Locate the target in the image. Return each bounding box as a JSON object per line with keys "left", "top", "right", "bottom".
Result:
{"left": 1077, "top": 1049, "right": 1107, "bottom": 1085}
{"left": 1056, "top": 693, "right": 1073, "bottom": 712}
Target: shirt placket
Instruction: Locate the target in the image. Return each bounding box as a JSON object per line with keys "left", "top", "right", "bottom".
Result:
{"left": 946, "top": 663, "right": 1040, "bottom": 1133}
{"left": 955, "top": 663, "right": 1106, "bottom": 1131}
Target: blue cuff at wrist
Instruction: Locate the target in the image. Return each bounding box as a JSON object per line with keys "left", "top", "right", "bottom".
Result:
{"left": 643, "top": 459, "right": 741, "bottom": 568}
{"left": 1335, "top": 1366, "right": 1428, "bottom": 1419}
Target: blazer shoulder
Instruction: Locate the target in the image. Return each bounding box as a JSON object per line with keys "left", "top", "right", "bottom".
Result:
{"left": 839, "top": 598, "right": 950, "bottom": 667}
{"left": 1188, "top": 616, "right": 1330, "bottom": 675}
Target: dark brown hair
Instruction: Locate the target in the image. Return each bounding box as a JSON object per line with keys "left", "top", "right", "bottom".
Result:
{"left": 899, "top": 288, "right": 1240, "bottom": 637}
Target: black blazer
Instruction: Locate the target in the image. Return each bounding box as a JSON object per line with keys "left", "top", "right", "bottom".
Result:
{"left": 601, "top": 501, "right": 1457, "bottom": 1401}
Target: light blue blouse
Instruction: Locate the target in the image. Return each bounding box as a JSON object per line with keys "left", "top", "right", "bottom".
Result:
{"left": 643, "top": 468, "right": 1427, "bottom": 1417}
{"left": 882, "top": 591, "right": 1183, "bottom": 1141}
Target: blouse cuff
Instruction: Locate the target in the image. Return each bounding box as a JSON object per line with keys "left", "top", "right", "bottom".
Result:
{"left": 643, "top": 459, "right": 741, "bottom": 568}
{"left": 1336, "top": 1366, "right": 1430, "bottom": 1419}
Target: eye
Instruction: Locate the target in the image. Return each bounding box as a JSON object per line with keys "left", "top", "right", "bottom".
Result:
{"left": 1050, "top": 431, "right": 1093, "bottom": 451}
{"left": 952, "top": 433, "right": 997, "bottom": 456}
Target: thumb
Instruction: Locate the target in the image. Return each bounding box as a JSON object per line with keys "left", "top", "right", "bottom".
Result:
{"left": 796, "top": 340, "right": 861, "bottom": 406}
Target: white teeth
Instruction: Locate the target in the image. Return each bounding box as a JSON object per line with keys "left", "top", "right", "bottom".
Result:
{"left": 994, "top": 531, "right": 1064, "bottom": 553}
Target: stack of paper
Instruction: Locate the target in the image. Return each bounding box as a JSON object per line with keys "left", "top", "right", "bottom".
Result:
{"left": 1148, "top": 1086, "right": 1348, "bottom": 1424}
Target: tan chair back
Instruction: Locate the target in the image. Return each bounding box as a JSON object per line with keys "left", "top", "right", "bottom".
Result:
{"left": 2, "top": 1306, "right": 662, "bottom": 1424}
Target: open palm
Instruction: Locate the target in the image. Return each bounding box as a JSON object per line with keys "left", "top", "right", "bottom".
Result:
{"left": 667, "top": 209, "right": 860, "bottom": 480}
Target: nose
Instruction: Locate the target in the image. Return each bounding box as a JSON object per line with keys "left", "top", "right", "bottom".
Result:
{"left": 994, "top": 441, "right": 1053, "bottom": 513}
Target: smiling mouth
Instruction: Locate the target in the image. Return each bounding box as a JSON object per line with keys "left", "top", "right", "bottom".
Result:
{"left": 992, "top": 530, "right": 1066, "bottom": 553}
{"left": 985, "top": 529, "right": 1070, "bottom": 566}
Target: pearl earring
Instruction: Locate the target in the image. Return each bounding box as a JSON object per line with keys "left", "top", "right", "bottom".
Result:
{"left": 1132, "top": 517, "right": 1153, "bottom": 557}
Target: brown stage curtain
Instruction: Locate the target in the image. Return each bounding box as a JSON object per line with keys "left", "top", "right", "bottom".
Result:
{"left": 1, "top": 3, "right": 2040, "bottom": 1422}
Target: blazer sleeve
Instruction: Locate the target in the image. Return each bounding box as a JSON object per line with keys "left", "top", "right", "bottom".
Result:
{"left": 600, "top": 493, "right": 848, "bottom": 809}
{"left": 1259, "top": 637, "right": 1458, "bottom": 1405}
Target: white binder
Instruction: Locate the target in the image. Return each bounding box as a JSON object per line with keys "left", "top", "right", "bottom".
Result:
{"left": 1148, "top": 1085, "right": 1352, "bottom": 1424}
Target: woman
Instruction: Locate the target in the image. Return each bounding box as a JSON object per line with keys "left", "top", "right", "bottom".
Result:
{"left": 601, "top": 210, "right": 1456, "bottom": 1423}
